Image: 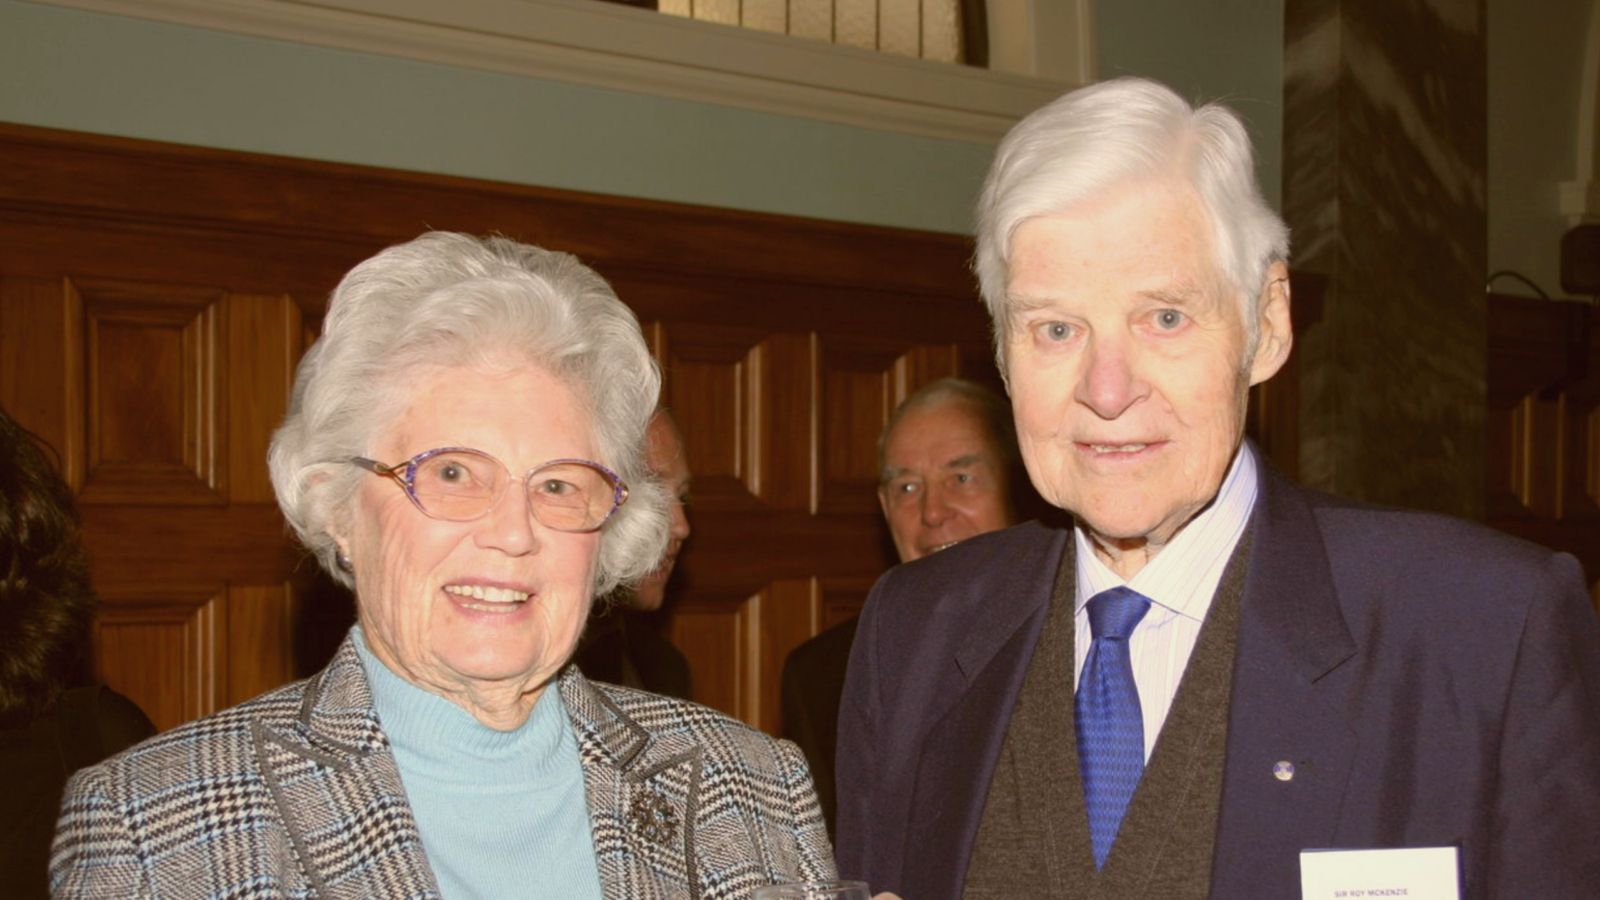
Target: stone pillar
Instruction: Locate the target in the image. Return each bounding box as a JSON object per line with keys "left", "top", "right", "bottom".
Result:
{"left": 1284, "top": 0, "right": 1487, "bottom": 518}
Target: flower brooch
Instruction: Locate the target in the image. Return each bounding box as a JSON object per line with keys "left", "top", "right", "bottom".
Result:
{"left": 628, "top": 789, "right": 679, "bottom": 845}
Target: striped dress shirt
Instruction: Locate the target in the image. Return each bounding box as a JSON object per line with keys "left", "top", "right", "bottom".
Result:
{"left": 1073, "top": 443, "right": 1258, "bottom": 762}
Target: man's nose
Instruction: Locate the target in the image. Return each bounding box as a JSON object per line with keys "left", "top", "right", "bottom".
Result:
{"left": 920, "top": 483, "right": 955, "bottom": 527}
{"left": 1075, "top": 338, "right": 1147, "bottom": 419}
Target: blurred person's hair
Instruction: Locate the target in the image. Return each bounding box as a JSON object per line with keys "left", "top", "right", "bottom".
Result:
{"left": 0, "top": 409, "right": 95, "bottom": 718}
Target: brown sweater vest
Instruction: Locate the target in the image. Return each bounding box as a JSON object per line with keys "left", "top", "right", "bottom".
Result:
{"left": 963, "top": 530, "right": 1253, "bottom": 899}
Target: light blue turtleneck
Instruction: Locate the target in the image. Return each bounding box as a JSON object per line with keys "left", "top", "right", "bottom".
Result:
{"left": 352, "top": 627, "right": 604, "bottom": 899}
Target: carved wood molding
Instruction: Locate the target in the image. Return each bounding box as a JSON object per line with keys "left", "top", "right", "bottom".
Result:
{"left": 0, "top": 122, "right": 980, "bottom": 306}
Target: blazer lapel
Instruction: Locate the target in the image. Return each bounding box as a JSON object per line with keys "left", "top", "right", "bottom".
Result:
{"left": 253, "top": 638, "right": 440, "bottom": 899}
{"left": 1212, "top": 464, "right": 1360, "bottom": 896}
{"left": 901, "top": 526, "right": 1072, "bottom": 900}
{"left": 563, "top": 668, "right": 703, "bottom": 899}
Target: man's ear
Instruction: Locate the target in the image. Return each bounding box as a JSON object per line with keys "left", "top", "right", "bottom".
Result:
{"left": 1248, "top": 261, "right": 1293, "bottom": 386}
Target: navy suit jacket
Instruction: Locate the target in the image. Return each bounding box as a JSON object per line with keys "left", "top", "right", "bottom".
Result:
{"left": 835, "top": 463, "right": 1600, "bottom": 898}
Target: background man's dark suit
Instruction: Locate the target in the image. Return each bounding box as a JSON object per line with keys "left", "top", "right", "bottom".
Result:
{"left": 835, "top": 462, "right": 1600, "bottom": 898}
{"left": 781, "top": 616, "right": 858, "bottom": 835}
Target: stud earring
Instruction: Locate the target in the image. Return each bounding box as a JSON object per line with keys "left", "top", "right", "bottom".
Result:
{"left": 335, "top": 550, "right": 354, "bottom": 573}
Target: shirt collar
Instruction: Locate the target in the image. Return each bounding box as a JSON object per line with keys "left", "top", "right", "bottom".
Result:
{"left": 1074, "top": 442, "right": 1259, "bottom": 621}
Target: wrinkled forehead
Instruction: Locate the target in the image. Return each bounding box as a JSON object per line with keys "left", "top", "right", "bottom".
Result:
{"left": 885, "top": 399, "right": 1004, "bottom": 467}
{"left": 1000, "top": 181, "right": 1234, "bottom": 313}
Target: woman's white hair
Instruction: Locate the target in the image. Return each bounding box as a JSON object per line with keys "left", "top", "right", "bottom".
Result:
{"left": 974, "top": 77, "right": 1289, "bottom": 367}
{"left": 267, "top": 232, "right": 668, "bottom": 595}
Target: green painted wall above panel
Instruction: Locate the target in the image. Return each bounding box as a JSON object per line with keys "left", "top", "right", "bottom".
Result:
{"left": 0, "top": 0, "right": 995, "bottom": 234}
{"left": 0, "top": 0, "right": 1287, "bottom": 235}
{"left": 1095, "top": 0, "right": 1285, "bottom": 209}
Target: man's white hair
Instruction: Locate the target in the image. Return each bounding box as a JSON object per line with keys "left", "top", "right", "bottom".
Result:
{"left": 974, "top": 77, "right": 1288, "bottom": 367}
{"left": 267, "top": 232, "right": 668, "bottom": 596}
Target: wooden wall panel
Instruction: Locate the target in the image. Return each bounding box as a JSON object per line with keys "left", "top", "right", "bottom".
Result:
{"left": 226, "top": 294, "right": 301, "bottom": 504}
{"left": 747, "top": 332, "right": 815, "bottom": 511}
{"left": 759, "top": 579, "right": 818, "bottom": 735}
{"left": 0, "top": 276, "right": 84, "bottom": 485}
{"left": 818, "top": 340, "right": 895, "bottom": 517}
{"left": 80, "top": 280, "right": 225, "bottom": 506}
{"left": 659, "top": 322, "right": 763, "bottom": 509}
{"left": 224, "top": 584, "right": 298, "bottom": 708}
{"left": 1486, "top": 294, "right": 1600, "bottom": 611}
{"left": 668, "top": 591, "right": 757, "bottom": 722}
{"left": 93, "top": 590, "right": 222, "bottom": 733}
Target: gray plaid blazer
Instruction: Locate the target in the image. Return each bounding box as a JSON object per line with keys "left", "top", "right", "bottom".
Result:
{"left": 51, "top": 635, "right": 835, "bottom": 898}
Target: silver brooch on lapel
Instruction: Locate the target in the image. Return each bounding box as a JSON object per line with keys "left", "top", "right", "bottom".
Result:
{"left": 628, "top": 789, "right": 678, "bottom": 844}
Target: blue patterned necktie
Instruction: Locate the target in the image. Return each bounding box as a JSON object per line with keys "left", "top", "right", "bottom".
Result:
{"left": 1076, "top": 586, "right": 1153, "bottom": 869}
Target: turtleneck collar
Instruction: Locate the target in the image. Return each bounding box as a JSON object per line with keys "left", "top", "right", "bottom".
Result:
{"left": 351, "top": 625, "right": 570, "bottom": 788}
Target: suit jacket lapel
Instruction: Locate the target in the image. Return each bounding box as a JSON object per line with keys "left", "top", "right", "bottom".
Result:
{"left": 902, "top": 526, "right": 1073, "bottom": 900}
{"left": 1213, "top": 463, "right": 1360, "bottom": 895}
{"left": 253, "top": 638, "right": 440, "bottom": 899}
{"left": 562, "top": 667, "right": 704, "bottom": 899}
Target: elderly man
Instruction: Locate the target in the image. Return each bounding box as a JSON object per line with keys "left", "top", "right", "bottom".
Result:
{"left": 782, "top": 378, "right": 1021, "bottom": 836}
{"left": 572, "top": 408, "right": 694, "bottom": 699}
{"left": 835, "top": 77, "right": 1600, "bottom": 899}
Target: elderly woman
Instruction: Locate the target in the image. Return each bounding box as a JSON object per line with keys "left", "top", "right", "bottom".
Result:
{"left": 51, "top": 233, "right": 835, "bottom": 897}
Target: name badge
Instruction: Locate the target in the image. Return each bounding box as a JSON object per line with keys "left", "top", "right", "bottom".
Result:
{"left": 1299, "top": 846, "right": 1460, "bottom": 900}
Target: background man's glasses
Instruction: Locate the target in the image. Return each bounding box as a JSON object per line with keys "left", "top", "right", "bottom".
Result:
{"left": 351, "top": 447, "right": 627, "bottom": 533}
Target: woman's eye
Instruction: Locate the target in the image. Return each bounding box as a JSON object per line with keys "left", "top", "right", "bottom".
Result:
{"left": 540, "top": 479, "right": 575, "bottom": 496}
{"left": 439, "top": 464, "right": 464, "bottom": 482}
{"left": 1154, "top": 309, "right": 1186, "bottom": 330}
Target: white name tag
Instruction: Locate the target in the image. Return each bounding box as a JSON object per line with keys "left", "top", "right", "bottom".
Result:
{"left": 1299, "top": 846, "right": 1460, "bottom": 900}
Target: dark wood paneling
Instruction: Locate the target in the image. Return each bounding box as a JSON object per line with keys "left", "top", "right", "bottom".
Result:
{"left": 0, "top": 122, "right": 988, "bottom": 735}
{"left": 80, "top": 280, "right": 225, "bottom": 506}
{"left": 1486, "top": 293, "right": 1600, "bottom": 609}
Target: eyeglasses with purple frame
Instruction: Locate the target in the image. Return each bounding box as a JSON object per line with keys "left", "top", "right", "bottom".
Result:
{"left": 350, "top": 446, "right": 628, "bottom": 533}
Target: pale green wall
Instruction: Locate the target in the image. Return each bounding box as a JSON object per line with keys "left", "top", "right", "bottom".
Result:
{"left": 1488, "top": 0, "right": 1591, "bottom": 298}
{"left": 0, "top": 0, "right": 994, "bottom": 233}
{"left": 0, "top": 0, "right": 1286, "bottom": 235}
{"left": 1094, "top": 0, "right": 1285, "bottom": 209}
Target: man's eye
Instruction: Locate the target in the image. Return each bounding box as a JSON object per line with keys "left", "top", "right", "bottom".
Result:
{"left": 1037, "top": 321, "right": 1073, "bottom": 342}
{"left": 1154, "top": 309, "right": 1186, "bottom": 330}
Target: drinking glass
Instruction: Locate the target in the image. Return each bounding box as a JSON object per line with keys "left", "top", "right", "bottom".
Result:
{"left": 752, "top": 880, "right": 872, "bottom": 900}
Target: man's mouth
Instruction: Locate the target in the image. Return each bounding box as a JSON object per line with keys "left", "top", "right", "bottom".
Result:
{"left": 1085, "top": 442, "right": 1149, "bottom": 454}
